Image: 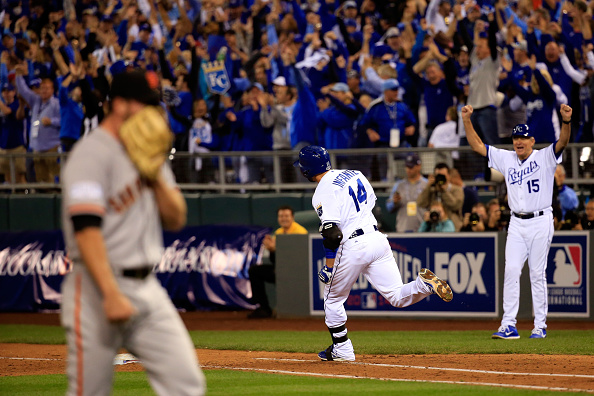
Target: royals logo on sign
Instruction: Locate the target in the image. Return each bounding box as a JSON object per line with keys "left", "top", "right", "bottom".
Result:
{"left": 202, "top": 61, "right": 230, "bottom": 95}
{"left": 546, "top": 233, "right": 589, "bottom": 317}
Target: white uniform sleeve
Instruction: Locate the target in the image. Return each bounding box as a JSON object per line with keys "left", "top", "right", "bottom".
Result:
{"left": 487, "top": 145, "right": 508, "bottom": 175}
{"left": 314, "top": 190, "right": 342, "bottom": 225}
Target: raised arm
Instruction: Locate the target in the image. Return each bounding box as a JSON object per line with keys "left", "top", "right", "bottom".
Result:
{"left": 556, "top": 104, "right": 572, "bottom": 155}
{"left": 461, "top": 105, "right": 487, "bottom": 156}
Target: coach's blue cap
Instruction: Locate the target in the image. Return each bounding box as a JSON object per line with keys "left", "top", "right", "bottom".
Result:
{"left": 382, "top": 78, "right": 400, "bottom": 91}
{"left": 511, "top": 124, "right": 533, "bottom": 138}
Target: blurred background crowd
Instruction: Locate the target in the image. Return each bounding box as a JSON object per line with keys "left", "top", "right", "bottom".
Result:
{"left": 0, "top": 0, "right": 592, "bottom": 229}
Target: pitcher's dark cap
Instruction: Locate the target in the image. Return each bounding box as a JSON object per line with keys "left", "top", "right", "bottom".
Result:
{"left": 109, "top": 70, "right": 160, "bottom": 106}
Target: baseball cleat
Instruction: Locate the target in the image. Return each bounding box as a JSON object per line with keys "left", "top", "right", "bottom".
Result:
{"left": 529, "top": 328, "right": 547, "bottom": 339}
{"left": 318, "top": 345, "right": 355, "bottom": 361}
{"left": 419, "top": 268, "right": 453, "bottom": 302}
{"left": 492, "top": 325, "right": 520, "bottom": 339}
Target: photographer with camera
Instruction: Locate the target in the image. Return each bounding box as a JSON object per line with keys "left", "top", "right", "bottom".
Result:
{"left": 416, "top": 163, "right": 464, "bottom": 231}
{"left": 418, "top": 201, "right": 456, "bottom": 232}
{"left": 485, "top": 199, "right": 506, "bottom": 231}
{"left": 461, "top": 202, "right": 487, "bottom": 232}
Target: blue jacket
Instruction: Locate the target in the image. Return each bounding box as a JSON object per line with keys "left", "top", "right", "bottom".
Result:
{"left": 512, "top": 69, "right": 556, "bottom": 143}
{"left": 58, "top": 85, "right": 84, "bottom": 141}
{"left": 0, "top": 100, "right": 25, "bottom": 149}
{"left": 359, "top": 99, "right": 416, "bottom": 145}
{"left": 237, "top": 106, "right": 273, "bottom": 151}
{"left": 318, "top": 97, "right": 363, "bottom": 149}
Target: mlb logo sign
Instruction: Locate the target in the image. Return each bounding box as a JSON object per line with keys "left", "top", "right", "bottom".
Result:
{"left": 546, "top": 234, "right": 589, "bottom": 317}
{"left": 547, "top": 244, "right": 582, "bottom": 287}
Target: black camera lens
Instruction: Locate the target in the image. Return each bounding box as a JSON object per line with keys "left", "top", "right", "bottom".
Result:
{"left": 469, "top": 212, "right": 480, "bottom": 225}
{"left": 435, "top": 174, "right": 447, "bottom": 185}
{"left": 430, "top": 211, "right": 440, "bottom": 222}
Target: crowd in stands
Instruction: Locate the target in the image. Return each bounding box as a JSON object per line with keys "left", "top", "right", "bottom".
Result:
{"left": 0, "top": 0, "right": 591, "bottom": 216}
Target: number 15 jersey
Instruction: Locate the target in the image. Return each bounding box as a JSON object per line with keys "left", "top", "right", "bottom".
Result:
{"left": 312, "top": 170, "right": 378, "bottom": 240}
{"left": 487, "top": 144, "right": 562, "bottom": 214}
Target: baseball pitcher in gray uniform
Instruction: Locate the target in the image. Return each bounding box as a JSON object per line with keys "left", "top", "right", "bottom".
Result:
{"left": 60, "top": 70, "right": 205, "bottom": 395}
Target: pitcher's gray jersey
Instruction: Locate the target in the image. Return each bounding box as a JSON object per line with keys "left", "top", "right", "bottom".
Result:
{"left": 62, "top": 127, "right": 176, "bottom": 269}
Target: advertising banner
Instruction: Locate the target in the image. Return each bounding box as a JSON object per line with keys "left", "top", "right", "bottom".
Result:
{"left": 0, "top": 225, "right": 269, "bottom": 312}
{"left": 310, "top": 233, "right": 499, "bottom": 317}
{"left": 546, "top": 232, "right": 589, "bottom": 317}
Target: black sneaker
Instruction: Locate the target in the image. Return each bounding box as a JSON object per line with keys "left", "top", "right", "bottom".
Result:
{"left": 247, "top": 307, "right": 273, "bottom": 319}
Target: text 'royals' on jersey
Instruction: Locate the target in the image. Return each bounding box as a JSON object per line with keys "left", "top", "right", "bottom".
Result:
{"left": 312, "top": 170, "right": 378, "bottom": 240}
{"left": 487, "top": 143, "right": 562, "bottom": 213}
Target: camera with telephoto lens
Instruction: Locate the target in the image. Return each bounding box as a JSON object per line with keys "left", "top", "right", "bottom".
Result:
{"left": 433, "top": 174, "right": 447, "bottom": 187}
{"left": 469, "top": 212, "right": 481, "bottom": 226}
{"left": 429, "top": 210, "right": 440, "bottom": 223}
{"left": 561, "top": 211, "right": 579, "bottom": 230}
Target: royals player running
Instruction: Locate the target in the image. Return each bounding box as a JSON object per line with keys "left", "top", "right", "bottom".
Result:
{"left": 462, "top": 104, "right": 572, "bottom": 339}
{"left": 294, "top": 145, "right": 453, "bottom": 361}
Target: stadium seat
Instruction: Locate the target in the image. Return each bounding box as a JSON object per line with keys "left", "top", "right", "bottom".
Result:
{"left": 293, "top": 210, "right": 319, "bottom": 233}
{"left": 0, "top": 195, "right": 8, "bottom": 231}
{"left": 200, "top": 194, "right": 251, "bottom": 225}
{"left": 184, "top": 193, "right": 202, "bottom": 226}
{"left": 8, "top": 194, "right": 57, "bottom": 231}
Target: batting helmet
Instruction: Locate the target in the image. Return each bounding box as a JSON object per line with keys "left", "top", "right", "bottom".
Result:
{"left": 294, "top": 145, "right": 332, "bottom": 180}
{"left": 511, "top": 124, "right": 532, "bottom": 138}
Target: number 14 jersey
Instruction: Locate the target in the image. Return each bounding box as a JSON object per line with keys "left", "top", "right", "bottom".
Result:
{"left": 487, "top": 143, "right": 562, "bottom": 214}
{"left": 312, "top": 170, "right": 378, "bottom": 240}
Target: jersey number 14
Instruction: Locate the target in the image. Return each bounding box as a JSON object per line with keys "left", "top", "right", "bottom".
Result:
{"left": 348, "top": 179, "right": 367, "bottom": 212}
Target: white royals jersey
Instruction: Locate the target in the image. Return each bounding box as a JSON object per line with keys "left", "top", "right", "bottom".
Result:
{"left": 312, "top": 169, "right": 378, "bottom": 241}
{"left": 487, "top": 144, "right": 562, "bottom": 213}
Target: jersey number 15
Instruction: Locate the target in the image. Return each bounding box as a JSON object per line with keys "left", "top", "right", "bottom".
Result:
{"left": 527, "top": 179, "right": 540, "bottom": 193}
{"left": 348, "top": 179, "right": 367, "bottom": 212}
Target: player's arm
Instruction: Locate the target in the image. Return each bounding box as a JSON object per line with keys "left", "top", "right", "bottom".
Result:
{"left": 74, "top": 224, "right": 136, "bottom": 322}
{"left": 318, "top": 222, "right": 343, "bottom": 284}
{"left": 150, "top": 172, "right": 187, "bottom": 231}
{"left": 555, "top": 104, "right": 572, "bottom": 155}
{"left": 461, "top": 105, "right": 487, "bottom": 157}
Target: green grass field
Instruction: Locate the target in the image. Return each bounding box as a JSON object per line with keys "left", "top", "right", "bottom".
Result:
{"left": 1, "top": 324, "right": 593, "bottom": 395}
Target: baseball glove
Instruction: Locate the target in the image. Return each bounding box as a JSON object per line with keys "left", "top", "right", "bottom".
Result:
{"left": 119, "top": 106, "right": 173, "bottom": 181}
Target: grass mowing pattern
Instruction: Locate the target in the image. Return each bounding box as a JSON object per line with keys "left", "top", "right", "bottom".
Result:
{"left": 1, "top": 325, "right": 593, "bottom": 355}
{"left": 0, "top": 371, "right": 574, "bottom": 396}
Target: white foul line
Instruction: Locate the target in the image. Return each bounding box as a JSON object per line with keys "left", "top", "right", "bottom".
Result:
{"left": 0, "top": 357, "right": 63, "bottom": 361}
{"left": 255, "top": 357, "right": 594, "bottom": 379}
{"left": 203, "top": 365, "right": 594, "bottom": 393}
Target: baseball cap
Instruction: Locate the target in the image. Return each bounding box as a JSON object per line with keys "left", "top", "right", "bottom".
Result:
{"left": 382, "top": 78, "right": 400, "bottom": 91}
{"left": 512, "top": 40, "right": 528, "bottom": 52}
{"left": 386, "top": 27, "right": 400, "bottom": 38}
{"left": 229, "top": 0, "right": 243, "bottom": 7}
{"left": 139, "top": 22, "right": 151, "bottom": 32}
{"left": 250, "top": 82, "right": 264, "bottom": 91}
{"left": 293, "top": 34, "right": 304, "bottom": 43}
{"left": 330, "top": 82, "right": 350, "bottom": 92}
{"left": 344, "top": 0, "right": 357, "bottom": 9}
{"left": 109, "top": 70, "right": 161, "bottom": 106}
{"left": 2, "top": 83, "right": 15, "bottom": 91}
{"left": 347, "top": 69, "right": 360, "bottom": 79}
{"left": 511, "top": 124, "right": 533, "bottom": 138}
{"left": 460, "top": 45, "right": 469, "bottom": 53}
{"left": 344, "top": 18, "right": 357, "bottom": 28}
{"left": 29, "top": 78, "right": 42, "bottom": 88}
{"left": 272, "top": 76, "right": 286, "bottom": 86}
{"left": 405, "top": 153, "right": 421, "bottom": 167}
